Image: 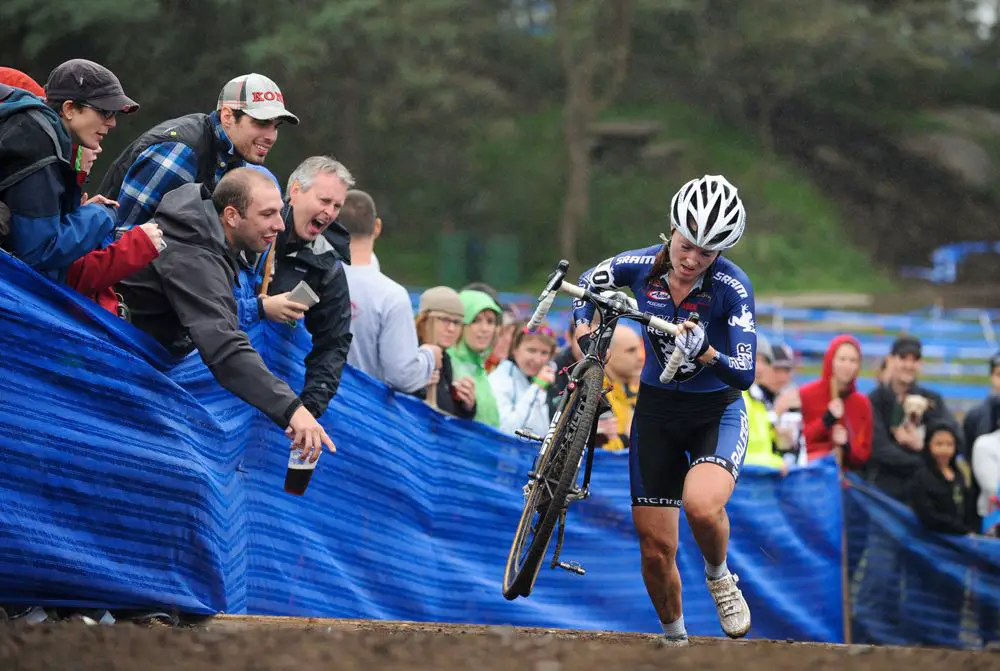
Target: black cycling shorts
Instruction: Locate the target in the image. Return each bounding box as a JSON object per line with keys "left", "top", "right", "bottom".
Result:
{"left": 628, "top": 383, "right": 748, "bottom": 507}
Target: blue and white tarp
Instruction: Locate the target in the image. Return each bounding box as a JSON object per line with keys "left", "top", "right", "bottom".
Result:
{"left": 4, "top": 250, "right": 978, "bottom": 645}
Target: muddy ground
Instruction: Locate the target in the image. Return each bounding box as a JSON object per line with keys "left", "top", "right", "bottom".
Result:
{"left": 1, "top": 616, "right": 996, "bottom": 670}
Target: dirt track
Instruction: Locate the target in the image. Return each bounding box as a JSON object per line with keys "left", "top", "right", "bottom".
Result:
{"left": 1, "top": 616, "right": 996, "bottom": 670}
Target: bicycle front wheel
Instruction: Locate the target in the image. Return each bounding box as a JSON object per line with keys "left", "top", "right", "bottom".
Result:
{"left": 501, "top": 364, "right": 603, "bottom": 600}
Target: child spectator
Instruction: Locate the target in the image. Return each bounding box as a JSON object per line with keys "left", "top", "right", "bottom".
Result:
{"left": 490, "top": 322, "right": 557, "bottom": 438}
{"left": 449, "top": 289, "right": 503, "bottom": 428}
{"left": 800, "top": 334, "right": 873, "bottom": 471}
{"left": 910, "top": 423, "right": 976, "bottom": 535}
{"left": 414, "top": 286, "right": 477, "bottom": 419}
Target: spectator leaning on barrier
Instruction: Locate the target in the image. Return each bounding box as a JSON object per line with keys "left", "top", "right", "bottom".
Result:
{"left": 489, "top": 322, "right": 557, "bottom": 437}
{"left": 249, "top": 156, "right": 355, "bottom": 419}
{"left": 0, "top": 65, "right": 160, "bottom": 315}
{"left": 117, "top": 168, "right": 334, "bottom": 459}
{"left": 232, "top": 164, "right": 283, "bottom": 331}
{"left": 867, "top": 335, "right": 959, "bottom": 502}
{"left": 340, "top": 189, "right": 440, "bottom": 392}
{"left": 449, "top": 289, "right": 503, "bottom": 428}
{"left": 964, "top": 352, "right": 1000, "bottom": 452}
{"left": 800, "top": 334, "right": 873, "bottom": 471}
{"left": 413, "top": 287, "right": 478, "bottom": 418}
{"left": 99, "top": 73, "right": 298, "bottom": 230}
{"left": 742, "top": 334, "right": 793, "bottom": 473}
{"left": 910, "top": 422, "right": 976, "bottom": 535}
{"left": 0, "top": 59, "right": 138, "bottom": 280}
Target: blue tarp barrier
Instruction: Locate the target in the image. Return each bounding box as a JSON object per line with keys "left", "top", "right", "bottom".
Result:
{"left": 0, "top": 252, "right": 843, "bottom": 640}
{"left": 844, "top": 476, "right": 1000, "bottom": 649}
{"left": 4, "top": 250, "right": 999, "bottom": 648}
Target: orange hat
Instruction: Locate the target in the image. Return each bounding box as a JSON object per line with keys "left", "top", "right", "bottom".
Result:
{"left": 0, "top": 67, "right": 46, "bottom": 99}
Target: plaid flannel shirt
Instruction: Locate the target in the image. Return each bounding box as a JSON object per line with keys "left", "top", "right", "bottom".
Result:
{"left": 115, "top": 111, "right": 244, "bottom": 229}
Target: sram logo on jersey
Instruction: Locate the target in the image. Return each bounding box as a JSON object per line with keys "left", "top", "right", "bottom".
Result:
{"left": 615, "top": 254, "right": 655, "bottom": 266}
{"left": 713, "top": 271, "right": 749, "bottom": 299}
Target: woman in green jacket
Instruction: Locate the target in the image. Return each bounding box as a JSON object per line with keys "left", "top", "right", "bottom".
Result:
{"left": 448, "top": 289, "right": 503, "bottom": 427}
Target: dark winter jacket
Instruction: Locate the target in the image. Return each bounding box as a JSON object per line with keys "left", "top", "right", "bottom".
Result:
{"left": 117, "top": 183, "right": 302, "bottom": 428}
{"left": 260, "top": 205, "right": 354, "bottom": 418}
{"left": 0, "top": 84, "right": 115, "bottom": 278}
{"left": 868, "top": 381, "right": 958, "bottom": 502}
{"left": 909, "top": 424, "right": 976, "bottom": 535}
{"left": 414, "top": 351, "right": 477, "bottom": 419}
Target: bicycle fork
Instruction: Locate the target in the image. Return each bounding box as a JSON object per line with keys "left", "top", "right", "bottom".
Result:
{"left": 549, "top": 404, "right": 602, "bottom": 577}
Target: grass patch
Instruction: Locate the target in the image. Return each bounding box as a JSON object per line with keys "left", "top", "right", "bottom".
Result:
{"left": 382, "top": 100, "right": 891, "bottom": 294}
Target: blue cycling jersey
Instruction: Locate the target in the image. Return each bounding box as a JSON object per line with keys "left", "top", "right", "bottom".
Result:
{"left": 572, "top": 244, "right": 757, "bottom": 393}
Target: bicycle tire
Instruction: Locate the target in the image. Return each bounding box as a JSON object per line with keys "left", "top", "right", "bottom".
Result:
{"left": 502, "top": 364, "right": 604, "bottom": 599}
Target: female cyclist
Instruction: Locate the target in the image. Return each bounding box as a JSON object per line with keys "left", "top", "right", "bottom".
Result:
{"left": 573, "top": 174, "right": 756, "bottom": 645}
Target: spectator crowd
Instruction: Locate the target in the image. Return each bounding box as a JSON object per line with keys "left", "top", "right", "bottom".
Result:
{"left": 2, "top": 59, "right": 1000, "bottom": 636}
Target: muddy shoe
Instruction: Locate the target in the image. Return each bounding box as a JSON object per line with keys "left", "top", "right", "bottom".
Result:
{"left": 706, "top": 573, "right": 751, "bottom": 639}
{"left": 656, "top": 635, "right": 690, "bottom": 647}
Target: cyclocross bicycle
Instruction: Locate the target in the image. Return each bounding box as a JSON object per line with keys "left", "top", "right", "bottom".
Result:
{"left": 501, "top": 259, "right": 694, "bottom": 600}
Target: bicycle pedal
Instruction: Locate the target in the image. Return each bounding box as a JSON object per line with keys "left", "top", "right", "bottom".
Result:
{"left": 556, "top": 561, "right": 586, "bottom": 576}
{"left": 515, "top": 428, "right": 544, "bottom": 442}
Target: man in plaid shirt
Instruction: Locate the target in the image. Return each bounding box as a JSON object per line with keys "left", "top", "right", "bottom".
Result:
{"left": 98, "top": 73, "right": 298, "bottom": 230}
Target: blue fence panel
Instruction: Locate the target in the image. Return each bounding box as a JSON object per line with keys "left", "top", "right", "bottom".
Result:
{"left": 4, "top": 251, "right": 999, "bottom": 649}
{"left": 844, "top": 476, "right": 1000, "bottom": 649}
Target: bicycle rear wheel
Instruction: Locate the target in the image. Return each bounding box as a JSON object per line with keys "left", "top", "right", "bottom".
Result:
{"left": 502, "top": 364, "right": 603, "bottom": 600}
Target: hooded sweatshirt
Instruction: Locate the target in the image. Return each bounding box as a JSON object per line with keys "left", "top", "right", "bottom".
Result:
{"left": 448, "top": 290, "right": 503, "bottom": 428}
{"left": 909, "top": 423, "right": 976, "bottom": 535}
{"left": 799, "top": 334, "right": 873, "bottom": 470}
{"left": 0, "top": 84, "right": 115, "bottom": 278}
{"left": 117, "top": 183, "right": 302, "bottom": 428}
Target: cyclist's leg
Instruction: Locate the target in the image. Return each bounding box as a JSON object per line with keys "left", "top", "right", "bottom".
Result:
{"left": 682, "top": 393, "right": 750, "bottom": 638}
{"left": 629, "top": 409, "right": 689, "bottom": 641}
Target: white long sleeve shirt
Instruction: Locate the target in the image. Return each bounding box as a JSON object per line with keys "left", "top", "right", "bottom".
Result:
{"left": 343, "top": 264, "right": 434, "bottom": 393}
{"left": 489, "top": 360, "right": 551, "bottom": 437}
{"left": 972, "top": 430, "right": 1000, "bottom": 517}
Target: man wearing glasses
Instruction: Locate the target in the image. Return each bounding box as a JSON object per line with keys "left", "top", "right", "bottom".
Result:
{"left": 97, "top": 73, "right": 298, "bottom": 231}
{"left": 0, "top": 59, "right": 139, "bottom": 279}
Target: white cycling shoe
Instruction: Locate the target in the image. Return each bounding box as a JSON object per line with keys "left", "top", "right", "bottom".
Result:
{"left": 706, "top": 573, "right": 751, "bottom": 638}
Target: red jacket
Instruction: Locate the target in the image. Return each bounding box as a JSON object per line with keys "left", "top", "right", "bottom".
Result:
{"left": 65, "top": 227, "right": 159, "bottom": 314}
{"left": 799, "top": 334, "right": 873, "bottom": 470}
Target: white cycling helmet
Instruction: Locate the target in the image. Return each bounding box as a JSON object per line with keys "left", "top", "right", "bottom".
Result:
{"left": 669, "top": 174, "right": 746, "bottom": 251}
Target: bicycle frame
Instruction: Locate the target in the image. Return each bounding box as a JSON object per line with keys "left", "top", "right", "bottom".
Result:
{"left": 515, "top": 259, "right": 694, "bottom": 578}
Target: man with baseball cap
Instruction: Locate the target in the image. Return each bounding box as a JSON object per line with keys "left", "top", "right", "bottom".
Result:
{"left": 867, "top": 334, "right": 961, "bottom": 501}
{"left": 742, "top": 334, "right": 801, "bottom": 472}
{"left": 0, "top": 59, "right": 139, "bottom": 278}
{"left": 98, "top": 72, "right": 298, "bottom": 231}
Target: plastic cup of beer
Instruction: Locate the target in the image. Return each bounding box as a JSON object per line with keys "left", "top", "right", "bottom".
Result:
{"left": 284, "top": 446, "right": 319, "bottom": 495}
